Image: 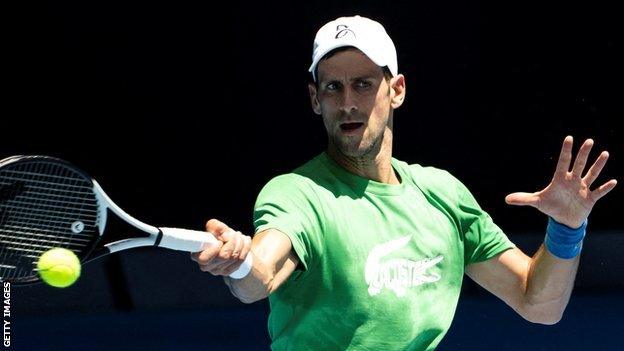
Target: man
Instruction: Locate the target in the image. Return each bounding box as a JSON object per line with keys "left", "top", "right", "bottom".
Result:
{"left": 191, "top": 15, "right": 617, "bottom": 350}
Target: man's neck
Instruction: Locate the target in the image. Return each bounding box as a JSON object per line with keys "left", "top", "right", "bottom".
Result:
{"left": 327, "top": 132, "right": 400, "bottom": 185}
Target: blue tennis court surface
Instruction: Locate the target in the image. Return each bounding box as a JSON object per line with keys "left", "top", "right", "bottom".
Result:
{"left": 439, "top": 293, "right": 623, "bottom": 350}
{"left": 12, "top": 293, "right": 622, "bottom": 350}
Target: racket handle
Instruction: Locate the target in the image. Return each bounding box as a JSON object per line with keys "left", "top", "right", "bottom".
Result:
{"left": 159, "top": 227, "right": 253, "bottom": 279}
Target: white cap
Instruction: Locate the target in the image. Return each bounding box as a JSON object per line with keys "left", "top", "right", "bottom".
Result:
{"left": 309, "top": 15, "right": 398, "bottom": 82}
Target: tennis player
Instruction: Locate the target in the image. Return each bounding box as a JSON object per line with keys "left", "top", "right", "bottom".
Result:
{"left": 191, "top": 15, "right": 617, "bottom": 350}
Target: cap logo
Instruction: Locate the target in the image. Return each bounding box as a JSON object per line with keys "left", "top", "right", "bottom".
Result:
{"left": 335, "top": 25, "right": 356, "bottom": 39}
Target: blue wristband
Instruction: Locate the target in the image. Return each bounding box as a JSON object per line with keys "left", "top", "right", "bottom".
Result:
{"left": 544, "top": 217, "right": 587, "bottom": 259}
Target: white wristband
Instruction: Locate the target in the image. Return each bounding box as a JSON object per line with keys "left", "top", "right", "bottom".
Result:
{"left": 229, "top": 253, "right": 253, "bottom": 279}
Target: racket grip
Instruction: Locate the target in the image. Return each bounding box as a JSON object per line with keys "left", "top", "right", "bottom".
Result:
{"left": 159, "top": 227, "right": 253, "bottom": 279}
{"left": 159, "top": 227, "right": 219, "bottom": 251}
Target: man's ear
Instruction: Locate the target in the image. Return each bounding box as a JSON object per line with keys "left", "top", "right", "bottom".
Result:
{"left": 308, "top": 83, "right": 322, "bottom": 115}
{"left": 390, "top": 74, "right": 406, "bottom": 109}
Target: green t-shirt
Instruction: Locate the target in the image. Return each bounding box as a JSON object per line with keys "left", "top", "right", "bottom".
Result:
{"left": 253, "top": 153, "right": 515, "bottom": 350}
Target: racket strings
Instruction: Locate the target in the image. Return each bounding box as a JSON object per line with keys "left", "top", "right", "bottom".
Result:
{"left": 0, "top": 160, "right": 99, "bottom": 282}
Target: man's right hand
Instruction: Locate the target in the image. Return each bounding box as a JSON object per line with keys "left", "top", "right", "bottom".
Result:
{"left": 190, "top": 221, "right": 297, "bottom": 303}
{"left": 190, "top": 218, "right": 252, "bottom": 276}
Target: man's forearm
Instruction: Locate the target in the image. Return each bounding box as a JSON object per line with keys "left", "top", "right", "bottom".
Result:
{"left": 192, "top": 227, "right": 299, "bottom": 304}
{"left": 523, "top": 244, "right": 580, "bottom": 324}
{"left": 224, "top": 245, "right": 298, "bottom": 304}
{"left": 223, "top": 262, "right": 274, "bottom": 304}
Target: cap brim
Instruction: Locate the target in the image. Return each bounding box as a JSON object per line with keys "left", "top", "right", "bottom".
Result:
{"left": 309, "top": 42, "right": 389, "bottom": 81}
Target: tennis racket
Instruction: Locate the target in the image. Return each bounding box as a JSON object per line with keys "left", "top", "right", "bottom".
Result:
{"left": 0, "top": 155, "right": 252, "bottom": 285}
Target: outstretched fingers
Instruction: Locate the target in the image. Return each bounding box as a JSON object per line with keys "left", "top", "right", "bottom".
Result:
{"left": 591, "top": 179, "right": 618, "bottom": 202}
{"left": 571, "top": 138, "right": 594, "bottom": 177}
{"left": 555, "top": 136, "right": 574, "bottom": 176}
{"left": 583, "top": 151, "right": 609, "bottom": 187}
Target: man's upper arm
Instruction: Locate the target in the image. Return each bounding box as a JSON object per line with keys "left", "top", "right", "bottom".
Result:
{"left": 465, "top": 247, "right": 531, "bottom": 314}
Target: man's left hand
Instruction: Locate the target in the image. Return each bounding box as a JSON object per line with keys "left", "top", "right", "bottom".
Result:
{"left": 505, "top": 136, "right": 617, "bottom": 228}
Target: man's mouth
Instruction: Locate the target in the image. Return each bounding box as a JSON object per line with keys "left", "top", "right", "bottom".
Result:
{"left": 340, "top": 122, "right": 365, "bottom": 133}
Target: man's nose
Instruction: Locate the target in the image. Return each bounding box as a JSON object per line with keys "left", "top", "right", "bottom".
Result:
{"left": 339, "top": 87, "right": 358, "bottom": 113}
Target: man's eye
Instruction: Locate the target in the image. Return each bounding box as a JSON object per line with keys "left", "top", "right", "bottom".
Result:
{"left": 326, "top": 82, "right": 339, "bottom": 91}
{"left": 356, "top": 81, "right": 372, "bottom": 88}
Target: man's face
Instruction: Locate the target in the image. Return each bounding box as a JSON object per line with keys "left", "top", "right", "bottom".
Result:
{"left": 309, "top": 49, "right": 400, "bottom": 158}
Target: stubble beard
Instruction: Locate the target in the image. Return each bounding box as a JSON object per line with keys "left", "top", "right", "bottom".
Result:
{"left": 330, "top": 127, "right": 384, "bottom": 160}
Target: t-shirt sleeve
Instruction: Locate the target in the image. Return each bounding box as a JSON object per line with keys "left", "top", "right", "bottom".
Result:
{"left": 452, "top": 176, "right": 516, "bottom": 265}
{"left": 253, "top": 174, "right": 324, "bottom": 271}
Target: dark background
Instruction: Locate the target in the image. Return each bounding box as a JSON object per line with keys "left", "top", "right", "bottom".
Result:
{"left": 4, "top": 0, "right": 623, "bottom": 350}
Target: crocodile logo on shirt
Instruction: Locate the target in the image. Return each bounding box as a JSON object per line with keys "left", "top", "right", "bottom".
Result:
{"left": 365, "top": 235, "right": 444, "bottom": 297}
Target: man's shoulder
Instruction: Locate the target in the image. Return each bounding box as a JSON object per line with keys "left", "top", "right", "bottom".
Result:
{"left": 258, "top": 154, "right": 327, "bottom": 196}
{"left": 395, "top": 159, "right": 458, "bottom": 186}
{"left": 261, "top": 172, "right": 314, "bottom": 191}
{"left": 394, "top": 159, "right": 465, "bottom": 199}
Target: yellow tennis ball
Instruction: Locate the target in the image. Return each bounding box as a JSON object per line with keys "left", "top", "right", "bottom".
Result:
{"left": 37, "top": 248, "right": 81, "bottom": 288}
